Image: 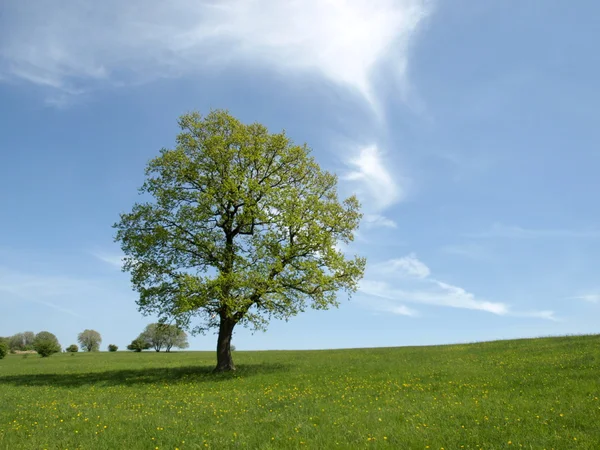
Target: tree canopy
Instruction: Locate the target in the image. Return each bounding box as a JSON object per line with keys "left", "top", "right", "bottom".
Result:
{"left": 77, "top": 329, "right": 102, "bottom": 352}
{"left": 115, "top": 110, "right": 365, "bottom": 371}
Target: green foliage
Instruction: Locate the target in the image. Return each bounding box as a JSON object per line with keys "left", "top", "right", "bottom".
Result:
{"left": 9, "top": 331, "right": 35, "bottom": 352}
{"left": 0, "top": 338, "right": 8, "bottom": 359}
{"left": 0, "top": 335, "right": 598, "bottom": 448}
{"left": 127, "top": 338, "right": 151, "bottom": 352}
{"left": 230, "top": 345, "right": 236, "bottom": 352}
{"left": 65, "top": 345, "right": 79, "bottom": 353}
{"left": 114, "top": 110, "right": 365, "bottom": 368}
{"left": 32, "top": 331, "right": 61, "bottom": 357}
{"left": 77, "top": 329, "right": 102, "bottom": 352}
{"left": 139, "top": 323, "right": 188, "bottom": 352}
{"left": 108, "top": 344, "right": 119, "bottom": 352}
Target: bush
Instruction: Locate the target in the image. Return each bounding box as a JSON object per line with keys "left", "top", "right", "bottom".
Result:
{"left": 32, "top": 331, "right": 61, "bottom": 357}
{"left": 65, "top": 344, "right": 79, "bottom": 353}
{"left": 0, "top": 339, "right": 8, "bottom": 360}
{"left": 108, "top": 344, "right": 118, "bottom": 352}
{"left": 127, "top": 338, "right": 150, "bottom": 352}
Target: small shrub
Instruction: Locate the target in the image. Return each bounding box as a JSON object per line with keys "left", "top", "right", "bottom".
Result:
{"left": 65, "top": 344, "right": 79, "bottom": 353}
{"left": 108, "top": 344, "right": 118, "bottom": 352}
{"left": 127, "top": 338, "right": 150, "bottom": 352}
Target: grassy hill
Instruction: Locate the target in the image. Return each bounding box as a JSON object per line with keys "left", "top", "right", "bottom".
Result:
{"left": 0, "top": 334, "right": 598, "bottom": 449}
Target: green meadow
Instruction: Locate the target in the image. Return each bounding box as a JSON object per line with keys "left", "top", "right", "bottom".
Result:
{"left": 0, "top": 334, "right": 599, "bottom": 449}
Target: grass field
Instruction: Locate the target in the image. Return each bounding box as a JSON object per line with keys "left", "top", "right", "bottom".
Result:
{"left": 0, "top": 335, "right": 599, "bottom": 449}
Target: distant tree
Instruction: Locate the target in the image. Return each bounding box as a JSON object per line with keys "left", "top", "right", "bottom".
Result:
{"left": 162, "top": 324, "right": 189, "bottom": 352}
{"left": 65, "top": 344, "right": 79, "bottom": 353}
{"left": 23, "top": 331, "right": 35, "bottom": 348}
{"left": 77, "top": 329, "right": 102, "bottom": 352}
{"left": 139, "top": 323, "right": 189, "bottom": 352}
{"left": 108, "top": 344, "right": 118, "bottom": 352}
{"left": 114, "top": 110, "right": 365, "bottom": 371}
{"left": 139, "top": 324, "right": 165, "bottom": 352}
{"left": 0, "top": 338, "right": 8, "bottom": 359}
{"left": 32, "top": 331, "right": 61, "bottom": 357}
{"left": 127, "top": 338, "right": 150, "bottom": 352}
{"left": 9, "top": 331, "right": 35, "bottom": 351}
{"left": 230, "top": 345, "right": 236, "bottom": 352}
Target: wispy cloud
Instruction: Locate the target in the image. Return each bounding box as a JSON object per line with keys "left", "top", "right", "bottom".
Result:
{"left": 344, "top": 145, "right": 404, "bottom": 211}
{"left": 511, "top": 310, "right": 558, "bottom": 321}
{"left": 36, "top": 300, "right": 81, "bottom": 318}
{"left": 374, "top": 300, "right": 420, "bottom": 317}
{"left": 92, "top": 251, "right": 125, "bottom": 269}
{"left": 362, "top": 214, "right": 397, "bottom": 229}
{"left": 469, "top": 223, "right": 600, "bottom": 239}
{"left": 391, "top": 305, "right": 420, "bottom": 316}
{"left": 361, "top": 254, "right": 556, "bottom": 319}
{"left": 569, "top": 294, "right": 600, "bottom": 303}
{"left": 0, "top": 267, "right": 84, "bottom": 317}
{"left": 372, "top": 253, "right": 431, "bottom": 279}
{"left": 360, "top": 279, "right": 509, "bottom": 315}
{"left": 441, "top": 243, "right": 489, "bottom": 260}
{"left": 0, "top": 0, "right": 432, "bottom": 107}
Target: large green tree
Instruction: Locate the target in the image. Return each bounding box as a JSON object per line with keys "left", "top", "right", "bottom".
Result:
{"left": 115, "top": 110, "right": 365, "bottom": 371}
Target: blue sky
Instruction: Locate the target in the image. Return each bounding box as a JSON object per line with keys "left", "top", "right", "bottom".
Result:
{"left": 1, "top": 1, "right": 599, "bottom": 351}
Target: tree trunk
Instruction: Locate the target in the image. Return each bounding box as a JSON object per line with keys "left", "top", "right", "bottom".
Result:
{"left": 214, "top": 317, "right": 236, "bottom": 372}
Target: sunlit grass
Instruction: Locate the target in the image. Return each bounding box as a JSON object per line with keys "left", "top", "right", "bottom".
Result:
{"left": 1, "top": 335, "right": 599, "bottom": 449}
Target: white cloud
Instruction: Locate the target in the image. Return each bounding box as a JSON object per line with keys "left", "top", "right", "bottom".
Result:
{"left": 0, "top": 0, "right": 432, "bottom": 106}
{"left": 360, "top": 253, "right": 555, "bottom": 319}
{"left": 469, "top": 223, "right": 600, "bottom": 239}
{"left": 570, "top": 294, "right": 600, "bottom": 303}
{"left": 360, "top": 278, "right": 508, "bottom": 315}
{"left": 374, "top": 253, "right": 431, "bottom": 279}
{"left": 391, "top": 305, "right": 419, "bottom": 316}
{"left": 431, "top": 280, "right": 508, "bottom": 315}
{"left": 363, "top": 214, "right": 397, "bottom": 229}
{"left": 344, "top": 145, "right": 403, "bottom": 211}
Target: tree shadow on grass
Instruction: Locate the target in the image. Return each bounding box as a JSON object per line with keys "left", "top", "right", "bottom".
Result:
{"left": 0, "top": 363, "right": 289, "bottom": 388}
